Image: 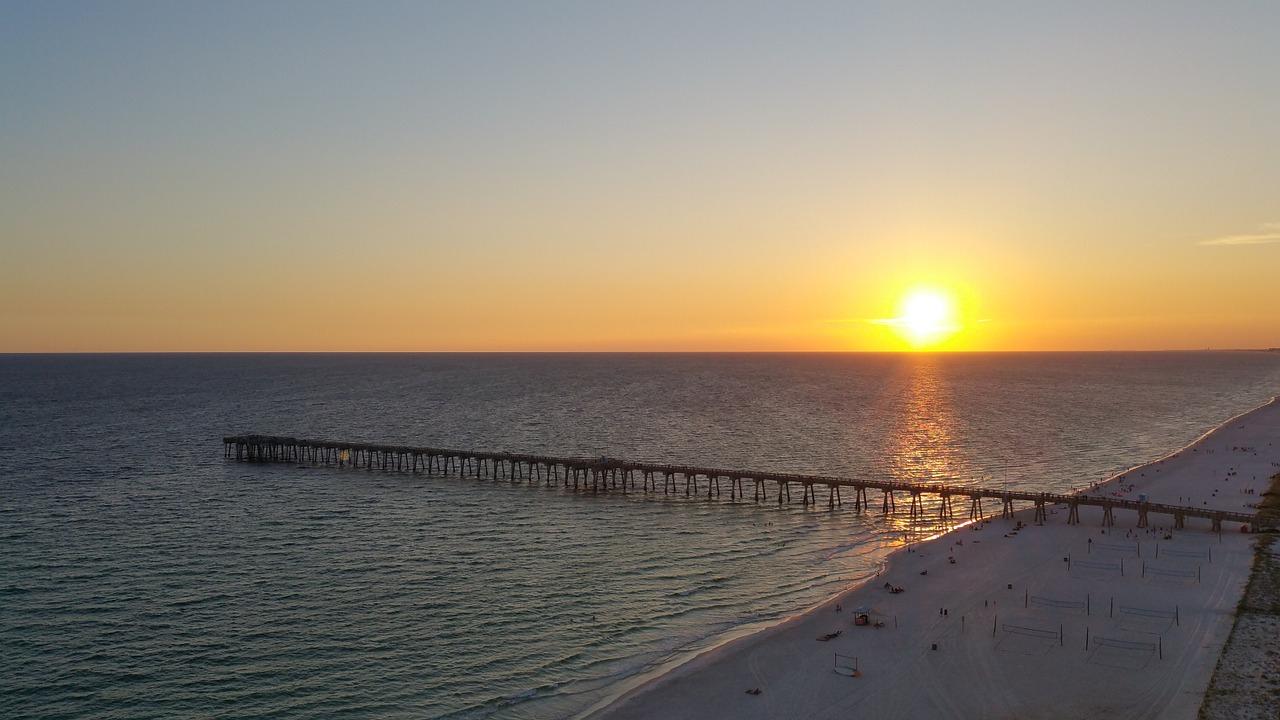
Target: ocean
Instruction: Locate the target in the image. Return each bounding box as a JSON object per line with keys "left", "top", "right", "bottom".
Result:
{"left": 2, "top": 352, "right": 1278, "bottom": 719}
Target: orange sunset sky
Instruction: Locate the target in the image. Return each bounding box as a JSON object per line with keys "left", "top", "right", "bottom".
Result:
{"left": 2, "top": 3, "right": 1278, "bottom": 352}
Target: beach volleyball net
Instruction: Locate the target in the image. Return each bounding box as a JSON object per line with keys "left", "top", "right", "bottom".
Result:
{"left": 1155, "top": 545, "right": 1211, "bottom": 562}
{"left": 1094, "top": 637, "right": 1156, "bottom": 652}
{"left": 1089, "top": 635, "right": 1161, "bottom": 658}
{"left": 1002, "top": 623, "right": 1059, "bottom": 639}
{"left": 1027, "top": 593, "right": 1090, "bottom": 615}
{"left": 1068, "top": 556, "right": 1124, "bottom": 576}
{"left": 1141, "top": 562, "right": 1200, "bottom": 582}
{"left": 833, "top": 653, "right": 860, "bottom": 677}
{"left": 1115, "top": 603, "right": 1179, "bottom": 629}
{"left": 1092, "top": 541, "right": 1140, "bottom": 557}
{"left": 994, "top": 619, "right": 1062, "bottom": 642}
{"left": 992, "top": 618, "right": 1063, "bottom": 655}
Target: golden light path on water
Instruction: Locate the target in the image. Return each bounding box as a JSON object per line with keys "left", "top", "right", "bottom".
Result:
{"left": 884, "top": 355, "right": 981, "bottom": 539}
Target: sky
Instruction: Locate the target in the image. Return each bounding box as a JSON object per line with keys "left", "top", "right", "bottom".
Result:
{"left": 2, "top": 1, "right": 1278, "bottom": 352}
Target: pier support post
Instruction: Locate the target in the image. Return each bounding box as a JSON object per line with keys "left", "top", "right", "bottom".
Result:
{"left": 939, "top": 492, "right": 955, "bottom": 523}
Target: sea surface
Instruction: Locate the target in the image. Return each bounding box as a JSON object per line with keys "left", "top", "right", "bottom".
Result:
{"left": 2, "top": 352, "right": 1279, "bottom": 719}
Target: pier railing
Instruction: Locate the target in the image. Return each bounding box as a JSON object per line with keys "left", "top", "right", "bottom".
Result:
{"left": 222, "top": 434, "right": 1255, "bottom": 532}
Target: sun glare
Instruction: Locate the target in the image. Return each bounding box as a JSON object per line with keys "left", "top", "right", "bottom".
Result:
{"left": 893, "top": 288, "right": 960, "bottom": 348}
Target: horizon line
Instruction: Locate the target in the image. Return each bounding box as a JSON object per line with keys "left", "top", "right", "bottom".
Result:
{"left": 2, "top": 348, "right": 1276, "bottom": 356}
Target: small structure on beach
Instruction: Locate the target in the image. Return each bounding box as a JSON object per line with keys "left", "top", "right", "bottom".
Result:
{"left": 833, "top": 653, "right": 861, "bottom": 677}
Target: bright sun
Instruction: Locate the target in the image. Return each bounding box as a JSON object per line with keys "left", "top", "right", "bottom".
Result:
{"left": 894, "top": 288, "right": 960, "bottom": 348}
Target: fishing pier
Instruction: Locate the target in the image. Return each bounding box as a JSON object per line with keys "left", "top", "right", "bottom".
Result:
{"left": 222, "top": 434, "right": 1255, "bottom": 532}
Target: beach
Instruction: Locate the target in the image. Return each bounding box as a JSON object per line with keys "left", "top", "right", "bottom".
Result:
{"left": 593, "top": 398, "right": 1279, "bottom": 720}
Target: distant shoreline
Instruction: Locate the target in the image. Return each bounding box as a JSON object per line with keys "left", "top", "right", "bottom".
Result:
{"left": 2, "top": 349, "right": 1279, "bottom": 356}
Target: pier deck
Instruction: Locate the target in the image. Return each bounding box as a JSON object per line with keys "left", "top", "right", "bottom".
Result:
{"left": 222, "top": 434, "right": 1255, "bottom": 532}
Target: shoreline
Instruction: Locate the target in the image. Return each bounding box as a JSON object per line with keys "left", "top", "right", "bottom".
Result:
{"left": 589, "top": 396, "right": 1278, "bottom": 720}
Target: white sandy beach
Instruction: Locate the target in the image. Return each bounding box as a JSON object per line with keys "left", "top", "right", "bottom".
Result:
{"left": 593, "top": 398, "right": 1279, "bottom": 720}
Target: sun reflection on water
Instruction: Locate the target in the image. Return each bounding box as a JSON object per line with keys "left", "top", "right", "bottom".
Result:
{"left": 884, "top": 355, "right": 980, "bottom": 538}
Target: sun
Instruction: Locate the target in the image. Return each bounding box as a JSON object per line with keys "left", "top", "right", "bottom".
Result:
{"left": 893, "top": 288, "right": 960, "bottom": 348}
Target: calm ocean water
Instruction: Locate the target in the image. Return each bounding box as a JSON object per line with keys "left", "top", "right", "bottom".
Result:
{"left": 2, "top": 352, "right": 1278, "bottom": 719}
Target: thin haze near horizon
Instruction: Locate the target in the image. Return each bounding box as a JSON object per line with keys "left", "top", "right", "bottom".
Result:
{"left": 2, "top": 1, "right": 1278, "bottom": 352}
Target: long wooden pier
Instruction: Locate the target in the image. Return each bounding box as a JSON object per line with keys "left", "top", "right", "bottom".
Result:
{"left": 222, "top": 434, "right": 1255, "bottom": 532}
